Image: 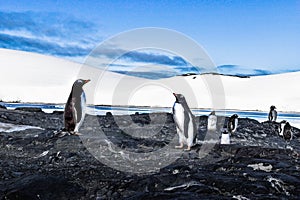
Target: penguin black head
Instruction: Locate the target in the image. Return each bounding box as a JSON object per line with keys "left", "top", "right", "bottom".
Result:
{"left": 71, "top": 79, "right": 90, "bottom": 94}
{"left": 232, "top": 114, "right": 238, "bottom": 118}
{"left": 210, "top": 111, "right": 216, "bottom": 115}
{"left": 73, "top": 79, "right": 90, "bottom": 87}
{"left": 270, "top": 105, "right": 276, "bottom": 110}
{"left": 173, "top": 93, "right": 186, "bottom": 104}
{"left": 280, "top": 120, "right": 287, "bottom": 124}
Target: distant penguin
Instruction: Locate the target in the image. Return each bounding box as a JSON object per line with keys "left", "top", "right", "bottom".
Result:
{"left": 207, "top": 111, "right": 217, "bottom": 130}
{"left": 228, "top": 114, "right": 238, "bottom": 134}
{"left": 64, "top": 79, "right": 90, "bottom": 134}
{"left": 283, "top": 122, "right": 292, "bottom": 141}
{"left": 268, "top": 105, "right": 277, "bottom": 122}
{"left": 220, "top": 129, "right": 230, "bottom": 144}
{"left": 172, "top": 93, "right": 197, "bottom": 151}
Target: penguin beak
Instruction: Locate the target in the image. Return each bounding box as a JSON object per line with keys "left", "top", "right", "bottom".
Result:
{"left": 173, "top": 93, "right": 177, "bottom": 97}
{"left": 84, "top": 79, "right": 91, "bottom": 84}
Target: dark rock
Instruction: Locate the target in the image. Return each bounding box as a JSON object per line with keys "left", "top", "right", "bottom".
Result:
{"left": 52, "top": 111, "right": 64, "bottom": 115}
{"left": 3, "top": 175, "right": 85, "bottom": 200}
{"left": 0, "top": 104, "right": 6, "bottom": 109}
{"left": 0, "top": 109, "right": 300, "bottom": 199}
{"left": 15, "top": 107, "right": 44, "bottom": 113}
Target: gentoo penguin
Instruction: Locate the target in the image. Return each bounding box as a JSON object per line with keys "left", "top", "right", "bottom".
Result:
{"left": 220, "top": 129, "right": 230, "bottom": 144}
{"left": 172, "top": 93, "right": 197, "bottom": 151}
{"left": 268, "top": 105, "right": 277, "bottom": 122}
{"left": 64, "top": 79, "right": 90, "bottom": 134}
{"left": 228, "top": 114, "right": 238, "bottom": 134}
{"left": 207, "top": 111, "right": 217, "bottom": 130}
{"left": 283, "top": 122, "right": 292, "bottom": 141}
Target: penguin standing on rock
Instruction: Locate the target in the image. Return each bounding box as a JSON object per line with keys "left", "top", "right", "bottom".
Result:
{"left": 172, "top": 93, "right": 197, "bottom": 151}
{"left": 268, "top": 105, "right": 277, "bottom": 122}
{"left": 207, "top": 111, "right": 217, "bottom": 130}
{"left": 64, "top": 79, "right": 90, "bottom": 135}
{"left": 278, "top": 120, "right": 293, "bottom": 149}
{"left": 283, "top": 122, "right": 292, "bottom": 142}
{"left": 228, "top": 114, "right": 238, "bottom": 134}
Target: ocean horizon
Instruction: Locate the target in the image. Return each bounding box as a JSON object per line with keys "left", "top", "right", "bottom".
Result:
{"left": 1, "top": 102, "right": 300, "bottom": 129}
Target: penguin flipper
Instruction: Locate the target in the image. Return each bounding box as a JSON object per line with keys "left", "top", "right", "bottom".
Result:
{"left": 274, "top": 111, "right": 277, "bottom": 121}
{"left": 183, "top": 110, "right": 190, "bottom": 139}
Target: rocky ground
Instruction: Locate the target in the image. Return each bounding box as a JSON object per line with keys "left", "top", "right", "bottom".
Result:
{"left": 0, "top": 107, "right": 299, "bottom": 199}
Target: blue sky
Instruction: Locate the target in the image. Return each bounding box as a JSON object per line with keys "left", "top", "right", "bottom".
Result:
{"left": 0, "top": 0, "right": 299, "bottom": 78}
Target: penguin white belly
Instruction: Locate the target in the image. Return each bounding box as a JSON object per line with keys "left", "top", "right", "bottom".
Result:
{"left": 233, "top": 118, "right": 238, "bottom": 132}
{"left": 271, "top": 110, "right": 277, "bottom": 121}
{"left": 74, "top": 92, "right": 86, "bottom": 132}
{"left": 173, "top": 103, "right": 186, "bottom": 143}
{"left": 221, "top": 133, "right": 230, "bottom": 144}
{"left": 207, "top": 115, "right": 217, "bottom": 130}
{"left": 279, "top": 123, "right": 285, "bottom": 136}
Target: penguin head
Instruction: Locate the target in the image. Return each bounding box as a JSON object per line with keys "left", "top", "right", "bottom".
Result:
{"left": 173, "top": 93, "right": 186, "bottom": 104}
{"left": 232, "top": 114, "right": 238, "bottom": 118}
{"left": 270, "top": 105, "right": 276, "bottom": 110}
{"left": 71, "top": 79, "right": 91, "bottom": 94}
{"left": 210, "top": 111, "right": 216, "bottom": 115}
{"left": 280, "top": 120, "right": 287, "bottom": 124}
{"left": 222, "top": 129, "right": 229, "bottom": 135}
{"left": 285, "top": 122, "right": 292, "bottom": 130}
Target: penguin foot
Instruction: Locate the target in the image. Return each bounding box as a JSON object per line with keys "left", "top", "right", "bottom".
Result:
{"left": 71, "top": 132, "right": 82, "bottom": 136}
{"left": 184, "top": 146, "right": 191, "bottom": 151}
{"left": 175, "top": 143, "right": 184, "bottom": 149}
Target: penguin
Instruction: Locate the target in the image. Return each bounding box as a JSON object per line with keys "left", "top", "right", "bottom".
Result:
{"left": 220, "top": 129, "right": 230, "bottom": 144}
{"left": 172, "top": 93, "right": 197, "bottom": 151}
{"left": 228, "top": 114, "right": 238, "bottom": 134}
{"left": 64, "top": 79, "right": 90, "bottom": 134}
{"left": 207, "top": 111, "right": 217, "bottom": 130}
{"left": 268, "top": 105, "right": 277, "bottom": 122}
{"left": 283, "top": 122, "right": 292, "bottom": 141}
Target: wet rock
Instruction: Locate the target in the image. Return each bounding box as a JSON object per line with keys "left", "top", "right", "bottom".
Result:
{"left": 0, "top": 109, "right": 300, "bottom": 199}
{"left": 0, "top": 105, "right": 6, "bottom": 109}
{"left": 3, "top": 175, "right": 85, "bottom": 200}
{"left": 15, "top": 107, "right": 44, "bottom": 113}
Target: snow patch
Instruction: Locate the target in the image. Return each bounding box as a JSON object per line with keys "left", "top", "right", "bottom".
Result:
{"left": 164, "top": 181, "right": 203, "bottom": 191}
{"left": 267, "top": 176, "right": 290, "bottom": 196}
{"left": 232, "top": 195, "right": 250, "bottom": 200}
{"left": 247, "top": 163, "right": 273, "bottom": 172}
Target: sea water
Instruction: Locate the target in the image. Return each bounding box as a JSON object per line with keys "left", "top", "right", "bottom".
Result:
{"left": 1, "top": 103, "right": 300, "bottom": 129}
